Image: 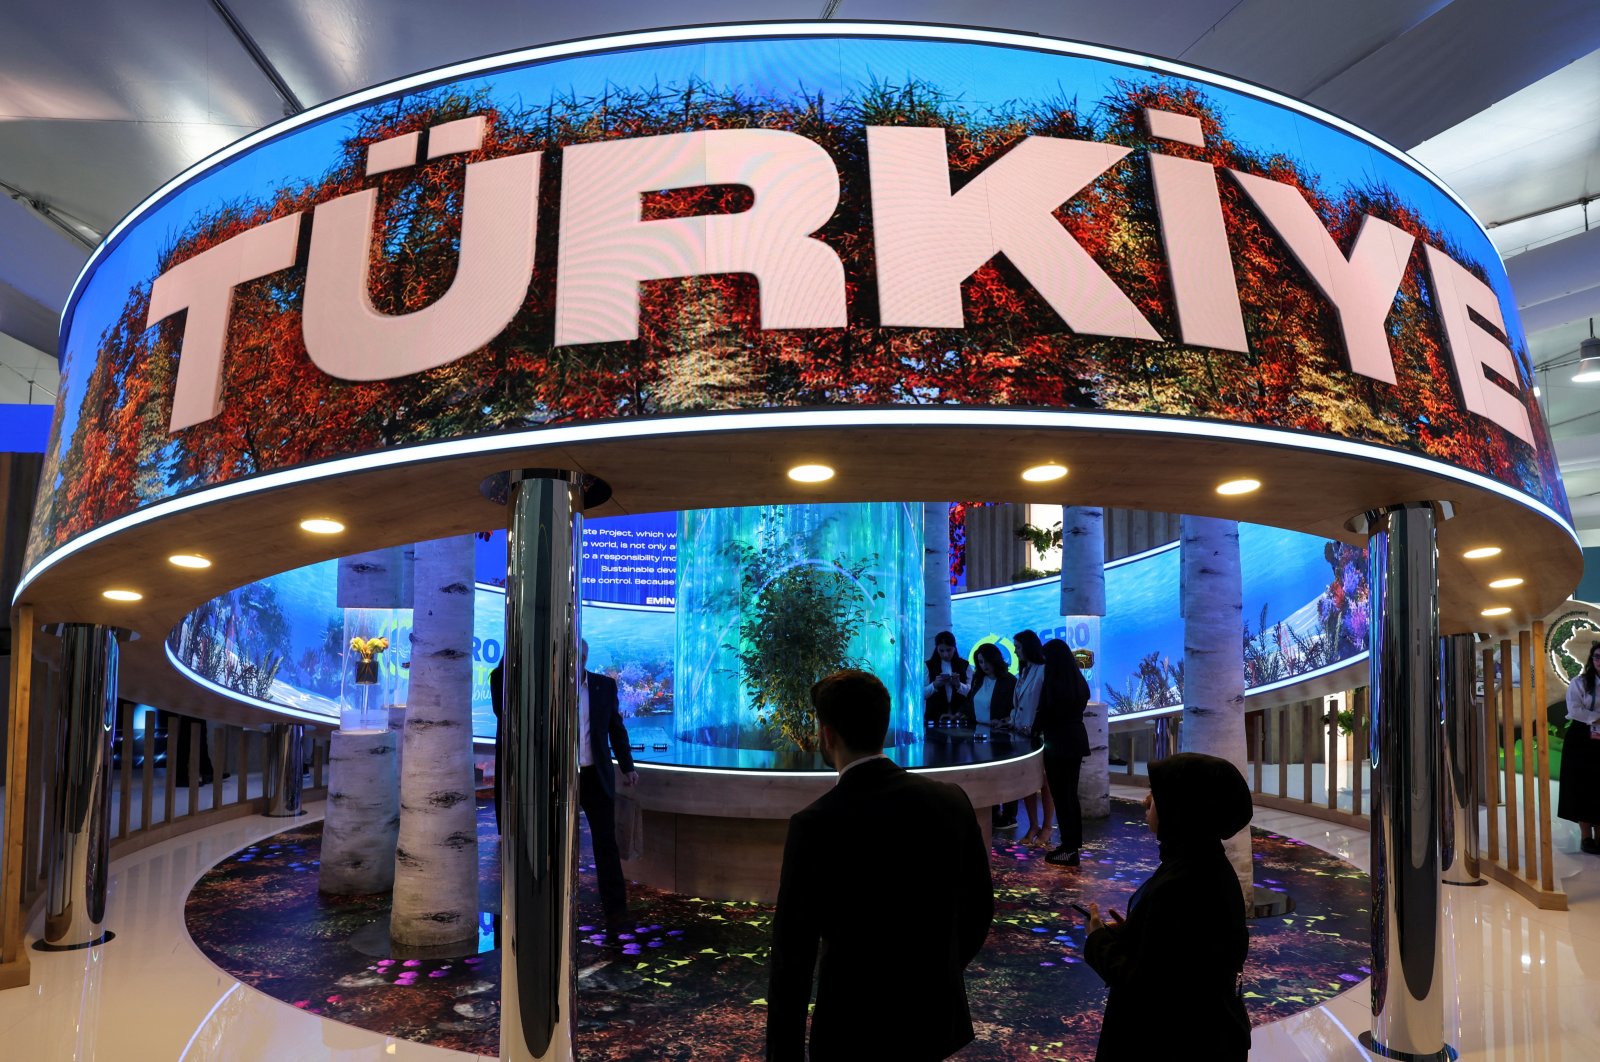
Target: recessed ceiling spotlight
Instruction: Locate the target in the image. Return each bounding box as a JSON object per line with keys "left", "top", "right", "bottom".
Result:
{"left": 102, "top": 589, "right": 142, "bottom": 602}
{"left": 1488, "top": 577, "right": 1524, "bottom": 589}
{"left": 1480, "top": 606, "right": 1512, "bottom": 617}
{"left": 168, "top": 554, "right": 211, "bottom": 569}
{"left": 299, "top": 518, "right": 346, "bottom": 534}
{"left": 1462, "top": 546, "right": 1502, "bottom": 560}
{"left": 1216, "top": 478, "right": 1261, "bottom": 495}
{"left": 787, "top": 464, "right": 834, "bottom": 483}
{"left": 1021, "top": 464, "right": 1068, "bottom": 483}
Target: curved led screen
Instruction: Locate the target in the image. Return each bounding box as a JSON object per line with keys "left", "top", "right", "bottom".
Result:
{"left": 28, "top": 25, "right": 1564, "bottom": 574}
{"left": 169, "top": 518, "right": 1366, "bottom": 739}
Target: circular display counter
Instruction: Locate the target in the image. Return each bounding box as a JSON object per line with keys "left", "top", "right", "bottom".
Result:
{"left": 621, "top": 734, "right": 1042, "bottom": 902}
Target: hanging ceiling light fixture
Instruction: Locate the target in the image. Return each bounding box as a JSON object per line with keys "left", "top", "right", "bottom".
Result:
{"left": 1574, "top": 322, "right": 1600, "bottom": 383}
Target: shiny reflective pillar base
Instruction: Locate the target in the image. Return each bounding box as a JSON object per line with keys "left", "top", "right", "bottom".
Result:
{"left": 35, "top": 624, "right": 119, "bottom": 951}
{"left": 1440, "top": 634, "right": 1484, "bottom": 887}
{"left": 264, "top": 723, "right": 307, "bottom": 817}
{"left": 1362, "top": 503, "right": 1455, "bottom": 1061}
{"left": 500, "top": 470, "right": 582, "bottom": 1062}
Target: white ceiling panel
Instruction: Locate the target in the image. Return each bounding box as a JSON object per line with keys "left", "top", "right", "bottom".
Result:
{"left": 839, "top": 0, "right": 1241, "bottom": 59}
{"left": 1307, "top": 0, "right": 1600, "bottom": 149}
{"left": 1411, "top": 49, "right": 1600, "bottom": 225}
{"left": 229, "top": 0, "right": 826, "bottom": 107}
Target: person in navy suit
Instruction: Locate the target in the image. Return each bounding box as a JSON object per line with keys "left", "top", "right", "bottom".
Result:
{"left": 490, "top": 639, "right": 638, "bottom": 932}
{"left": 767, "top": 669, "right": 994, "bottom": 1061}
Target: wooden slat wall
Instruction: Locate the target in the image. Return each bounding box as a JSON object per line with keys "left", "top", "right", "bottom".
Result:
{"left": 1483, "top": 646, "right": 1499, "bottom": 863}
{"left": 1, "top": 605, "right": 35, "bottom": 981}
{"left": 1520, "top": 632, "right": 1536, "bottom": 879}
{"left": 1500, "top": 637, "right": 1519, "bottom": 873}
{"left": 3, "top": 698, "right": 337, "bottom": 983}
{"left": 1534, "top": 621, "right": 1554, "bottom": 894}
{"left": 116, "top": 702, "right": 133, "bottom": 839}
{"left": 1477, "top": 632, "right": 1565, "bottom": 910}
{"left": 1352, "top": 687, "right": 1367, "bottom": 818}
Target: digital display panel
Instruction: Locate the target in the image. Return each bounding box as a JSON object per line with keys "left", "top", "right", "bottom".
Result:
{"left": 169, "top": 519, "right": 1365, "bottom": 737}
{"left": 30, "top": 27, "right": 1564, "bottom": 576}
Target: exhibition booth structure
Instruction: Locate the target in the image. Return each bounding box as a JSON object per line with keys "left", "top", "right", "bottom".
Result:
{"left": 2, "top": 22, "right": 1581, "bottom": 1062}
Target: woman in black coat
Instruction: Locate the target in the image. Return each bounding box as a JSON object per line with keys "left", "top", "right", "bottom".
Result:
{"left": 1035, "top": 638, "right": 1090, "bottom": 865}
{"left": 968, "top": 641, "right": 1016, "bottom": 727}
{"left": 969, "top": 642, "right": 1019, "bottom": 827}
{"left": 1084, "top": 753, "right": 1252, "bottom": 1061}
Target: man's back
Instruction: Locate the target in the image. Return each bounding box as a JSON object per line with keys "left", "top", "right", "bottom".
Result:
{"left": 767, "top": 757, "right": 994, "bottom": 1061}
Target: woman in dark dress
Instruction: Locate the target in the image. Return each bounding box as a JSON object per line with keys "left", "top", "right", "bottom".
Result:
{"left": 1558, "top": 639, "right": 1600, "bottom": 853}
{"left": 1084, "top": 753, "right": 1252, "bottom": 1061}
{"left": 1035, "top": 638, "right": 1090, "bottom": 866}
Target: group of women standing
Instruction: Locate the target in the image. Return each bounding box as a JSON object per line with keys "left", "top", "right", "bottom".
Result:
{"left": 924, "top": 629, "right": 1090, "bottom": 866}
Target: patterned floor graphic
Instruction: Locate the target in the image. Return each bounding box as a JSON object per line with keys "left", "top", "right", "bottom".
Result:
{"left": 185, "top": 799, "right": 1369, "bottom": 1059}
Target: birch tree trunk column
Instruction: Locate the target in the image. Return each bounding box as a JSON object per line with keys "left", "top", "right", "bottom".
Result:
{"left": 391, "top": 535, "right": 479, "bottom": 948}
{"left": 1061, "top": 506, "right": 1108, "bottom": 819}
{"left": 1179, "top": 515, "right": 1252, "bottom": 900}
{"left": 923, "top": 502, "right": 952, "bottom": 657}
{"left": 318, "top": 729, "right": 399, "bottom": 894}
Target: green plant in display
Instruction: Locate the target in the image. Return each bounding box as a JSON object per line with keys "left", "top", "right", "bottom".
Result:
{"left": 723, "top": 511, "right": 886, "bottom": 751}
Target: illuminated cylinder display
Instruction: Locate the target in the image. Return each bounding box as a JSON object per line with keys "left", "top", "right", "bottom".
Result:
{"left": 21, "top": 24, "right": 1570, "bottom": 590}
{"left": 675, "top": 503, "right": 922, "bottom": 756}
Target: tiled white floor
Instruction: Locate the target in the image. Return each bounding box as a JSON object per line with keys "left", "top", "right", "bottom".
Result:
{"left": 0, "top": 800, "right": 476, "bottom": 1062}
{"left": 1, "top": 791, "right": 1597, "bottom": 1059}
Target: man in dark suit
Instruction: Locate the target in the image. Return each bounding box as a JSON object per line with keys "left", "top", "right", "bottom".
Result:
{"left": 577, "top": 639, "right": 638, "bottom": 932}
{"left": 490, "top": 640, "right": 638, "bottom": 932}
{"left": 767, "top": 669, "right": 994, "bottom": 1061}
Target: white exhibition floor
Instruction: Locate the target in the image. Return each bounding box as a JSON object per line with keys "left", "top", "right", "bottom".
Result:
{"left": 0, "top": 789, "right": 1597, "bottom": 1060}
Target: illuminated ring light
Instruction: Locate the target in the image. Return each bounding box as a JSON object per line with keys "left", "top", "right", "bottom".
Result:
{"left": 14, "top": 407, "right": 1577, "bottom": 601}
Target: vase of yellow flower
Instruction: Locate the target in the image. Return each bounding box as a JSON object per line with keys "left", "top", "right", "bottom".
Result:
{"left": 350, "top": 635, "right": 389, "bottom": 685}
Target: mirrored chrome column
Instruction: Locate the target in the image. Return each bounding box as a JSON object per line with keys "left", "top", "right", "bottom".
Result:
{"left": 265, "top": 723, "right": 306, "bottom": 817}
{"left": 37, "top": 624, "right": 119, "bottom": 950}
{"left": 1440, "top": 634, "right": 1483, "bottom": 887}
{"left": 1360, "top": 503, "right": 1455, "bottom": 1061}
{"left": 500, "top": 470, "right": 582, "bottom": 1062}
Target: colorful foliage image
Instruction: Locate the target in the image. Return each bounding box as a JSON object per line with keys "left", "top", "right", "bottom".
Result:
{"left": 29, "top": 36, "right": 1562, "bottom": 570}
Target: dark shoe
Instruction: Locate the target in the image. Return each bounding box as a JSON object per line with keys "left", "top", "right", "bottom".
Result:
{"left": 1045, "top": 847, "right": 1080, "bottom": 867}
{"left": 1581, "top": 838, "right": 1600, "bottom": 855}
{"left": 1108, "top": 756, "right": 1128, "bottom": 767}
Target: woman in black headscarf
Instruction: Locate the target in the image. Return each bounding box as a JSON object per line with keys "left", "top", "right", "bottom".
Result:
{"left": 1084, "top": 753, "right": 1253, "bottom": 1061}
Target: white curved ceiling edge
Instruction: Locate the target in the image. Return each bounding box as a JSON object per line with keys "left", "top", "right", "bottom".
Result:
{"left": 15, "top": 406, "right": 1580, "bottom": 607}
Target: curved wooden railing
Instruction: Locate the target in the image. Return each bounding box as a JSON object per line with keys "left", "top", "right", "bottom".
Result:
{"left": 3, "top": 604, "right": 331, "bottom": 988}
